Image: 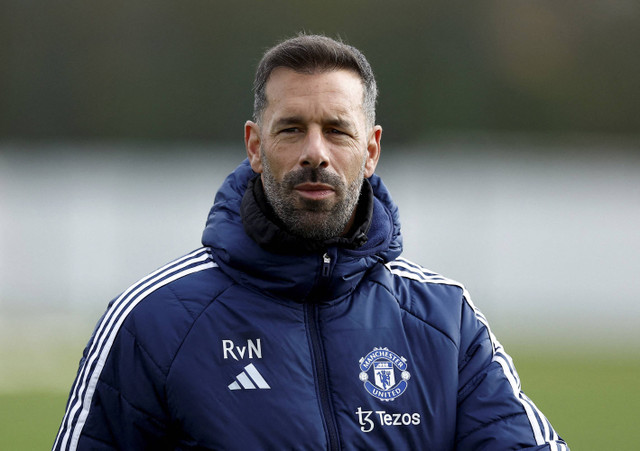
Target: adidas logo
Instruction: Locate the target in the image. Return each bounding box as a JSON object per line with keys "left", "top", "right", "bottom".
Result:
{"left": 228, "top": 363, "right": 271, "bottom": 390}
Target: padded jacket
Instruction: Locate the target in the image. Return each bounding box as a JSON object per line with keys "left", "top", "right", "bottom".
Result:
{"left": 53, "top": 160, "right": 568, "bottom": 450}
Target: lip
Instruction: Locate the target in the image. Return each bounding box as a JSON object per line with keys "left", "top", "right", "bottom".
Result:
{"left": 294, "top": 183, "right": 335, "bottom": 200}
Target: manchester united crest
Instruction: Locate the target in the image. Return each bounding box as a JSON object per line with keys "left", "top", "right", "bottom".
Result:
{"left": 359, "top": 347, "right": 411, "bottom": 402}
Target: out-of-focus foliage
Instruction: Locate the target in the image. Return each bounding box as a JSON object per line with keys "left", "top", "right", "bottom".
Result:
{"left": 1, "top": 0, "right": 638, "bottom": 142}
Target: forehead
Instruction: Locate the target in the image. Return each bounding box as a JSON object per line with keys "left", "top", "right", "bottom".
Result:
{"left": 263, "top": 68, "right": 365, "bottom": 122}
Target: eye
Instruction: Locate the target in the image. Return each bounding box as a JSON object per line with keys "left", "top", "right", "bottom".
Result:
{"left": 280, "top": 127, "right": 300, "bottom": 134}
{"left": 328, "top": 128, "right": 347, "bottom": 135}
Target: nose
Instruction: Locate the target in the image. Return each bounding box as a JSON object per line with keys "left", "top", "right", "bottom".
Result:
{"left": 299, "top": 128, "right": 329, "bottom": 169}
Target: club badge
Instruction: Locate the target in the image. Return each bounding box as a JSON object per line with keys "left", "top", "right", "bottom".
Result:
{"left": 359, "top": 347, "right": 411, "bottom": 402}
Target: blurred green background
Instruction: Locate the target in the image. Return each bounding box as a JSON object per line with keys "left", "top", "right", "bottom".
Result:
{"left": 2, "top": 0, "right": 639, "bottom": 142}
{"left": 2, "top": 1, "right": 639, "bottom": 449}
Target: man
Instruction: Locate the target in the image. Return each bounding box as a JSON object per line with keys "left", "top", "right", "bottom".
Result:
{"left": 54, "top": 34, "right": 568, "bottom": 450}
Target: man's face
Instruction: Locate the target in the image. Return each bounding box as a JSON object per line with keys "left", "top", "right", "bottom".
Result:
{"left": 245, "top": 68, "right": 381, "bottom": 240}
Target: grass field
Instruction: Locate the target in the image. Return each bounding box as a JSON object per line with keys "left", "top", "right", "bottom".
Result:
{"left": 1, "top": 347, "right": 638, "bottom": 449}
{"left": 513, "top": 350, "right": 640, "bottom": 450}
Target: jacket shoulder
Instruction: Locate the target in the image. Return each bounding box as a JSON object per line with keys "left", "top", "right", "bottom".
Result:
{"left": 383, "top": 257, "right": 476, "bottom": 346}
{"left": 110, "top": 248, "right": 232, "bottom": 371}
{"left": 53, "top": 248, "right": 233, "bottom": 450}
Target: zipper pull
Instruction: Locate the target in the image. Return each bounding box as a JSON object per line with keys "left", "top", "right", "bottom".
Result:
{"left": 322, "top": 253, "right": 331, "bottom": 277}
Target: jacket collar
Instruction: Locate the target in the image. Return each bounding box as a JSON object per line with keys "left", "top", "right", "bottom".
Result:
{"left": 202, "top": 159, "right": 402, "bottom": 303}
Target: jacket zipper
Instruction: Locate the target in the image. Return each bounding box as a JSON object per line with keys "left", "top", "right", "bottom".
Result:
{"left": 305, "top": 252, "right": 341, "bottom": 450}
{"left": 322, "top": 252, "right": 331, "bottom": 277}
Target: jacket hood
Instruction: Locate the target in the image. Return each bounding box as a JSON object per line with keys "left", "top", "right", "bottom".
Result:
{"left": 201, "top": 159, "right": 402, "bottom": 302}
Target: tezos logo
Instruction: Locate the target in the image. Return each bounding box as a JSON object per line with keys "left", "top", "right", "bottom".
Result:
{"left": 358, "top": 347, "right": 410, "bottom": 401}
{"left": 355, "top": 407, "right": 421, "bottom": 433}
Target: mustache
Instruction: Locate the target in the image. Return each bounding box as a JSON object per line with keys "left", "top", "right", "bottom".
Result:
{"left": 283, "top": 167, "right": 343, "bottom": 189}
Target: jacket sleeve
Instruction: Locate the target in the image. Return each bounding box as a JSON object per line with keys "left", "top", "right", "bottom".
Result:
{"left": 52, "top": 308, "right": 170, "bottom": 451}
{"left": 454, "top": 293, "right": 569, "bottom": 450}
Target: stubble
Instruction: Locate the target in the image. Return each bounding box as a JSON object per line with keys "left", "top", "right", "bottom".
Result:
{"left": 261, "top": 149, "right": 365, "bottom": 241}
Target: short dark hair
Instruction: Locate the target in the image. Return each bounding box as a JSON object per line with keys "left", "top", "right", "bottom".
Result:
{"left": 253, "top": 34, "right": 378, "bottom": 127}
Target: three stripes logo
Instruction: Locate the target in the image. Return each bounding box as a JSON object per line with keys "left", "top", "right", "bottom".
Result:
{"left": 228, "top": 363, "right": 271, "bottom": 390}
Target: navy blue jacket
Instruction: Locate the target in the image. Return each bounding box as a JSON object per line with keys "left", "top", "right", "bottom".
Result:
{"left": 54, "top": 160, "right": 568, "bottom": 450}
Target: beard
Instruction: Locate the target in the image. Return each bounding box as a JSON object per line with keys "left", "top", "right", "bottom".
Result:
{"left": 261, "top": 150, "right": 366, "bottom": 241}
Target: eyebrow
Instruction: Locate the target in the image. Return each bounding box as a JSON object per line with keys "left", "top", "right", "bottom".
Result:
{"left": 272, "top": 116, "right": 304, "bottom": 129}
{"left": 271, "top": 116, "right": 355, "bottom": 130}
{"left": 324, "top": 117, "right": 354, "bottom": 130}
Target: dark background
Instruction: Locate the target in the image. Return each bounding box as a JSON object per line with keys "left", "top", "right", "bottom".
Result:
{"left": 2, "top": 0, "right": 639, "bottom": 144}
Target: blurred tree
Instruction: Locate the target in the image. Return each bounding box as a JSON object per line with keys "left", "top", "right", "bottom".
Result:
{"left": 1, "top": 0, "right": 638, "bottom": 143}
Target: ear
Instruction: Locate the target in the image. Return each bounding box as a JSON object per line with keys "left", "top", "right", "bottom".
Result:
{"left": 245, "top": 121, "right": 263, "bottom": 173}
{"left": 364, "top": 125, "right": 382, "bottom": 178}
